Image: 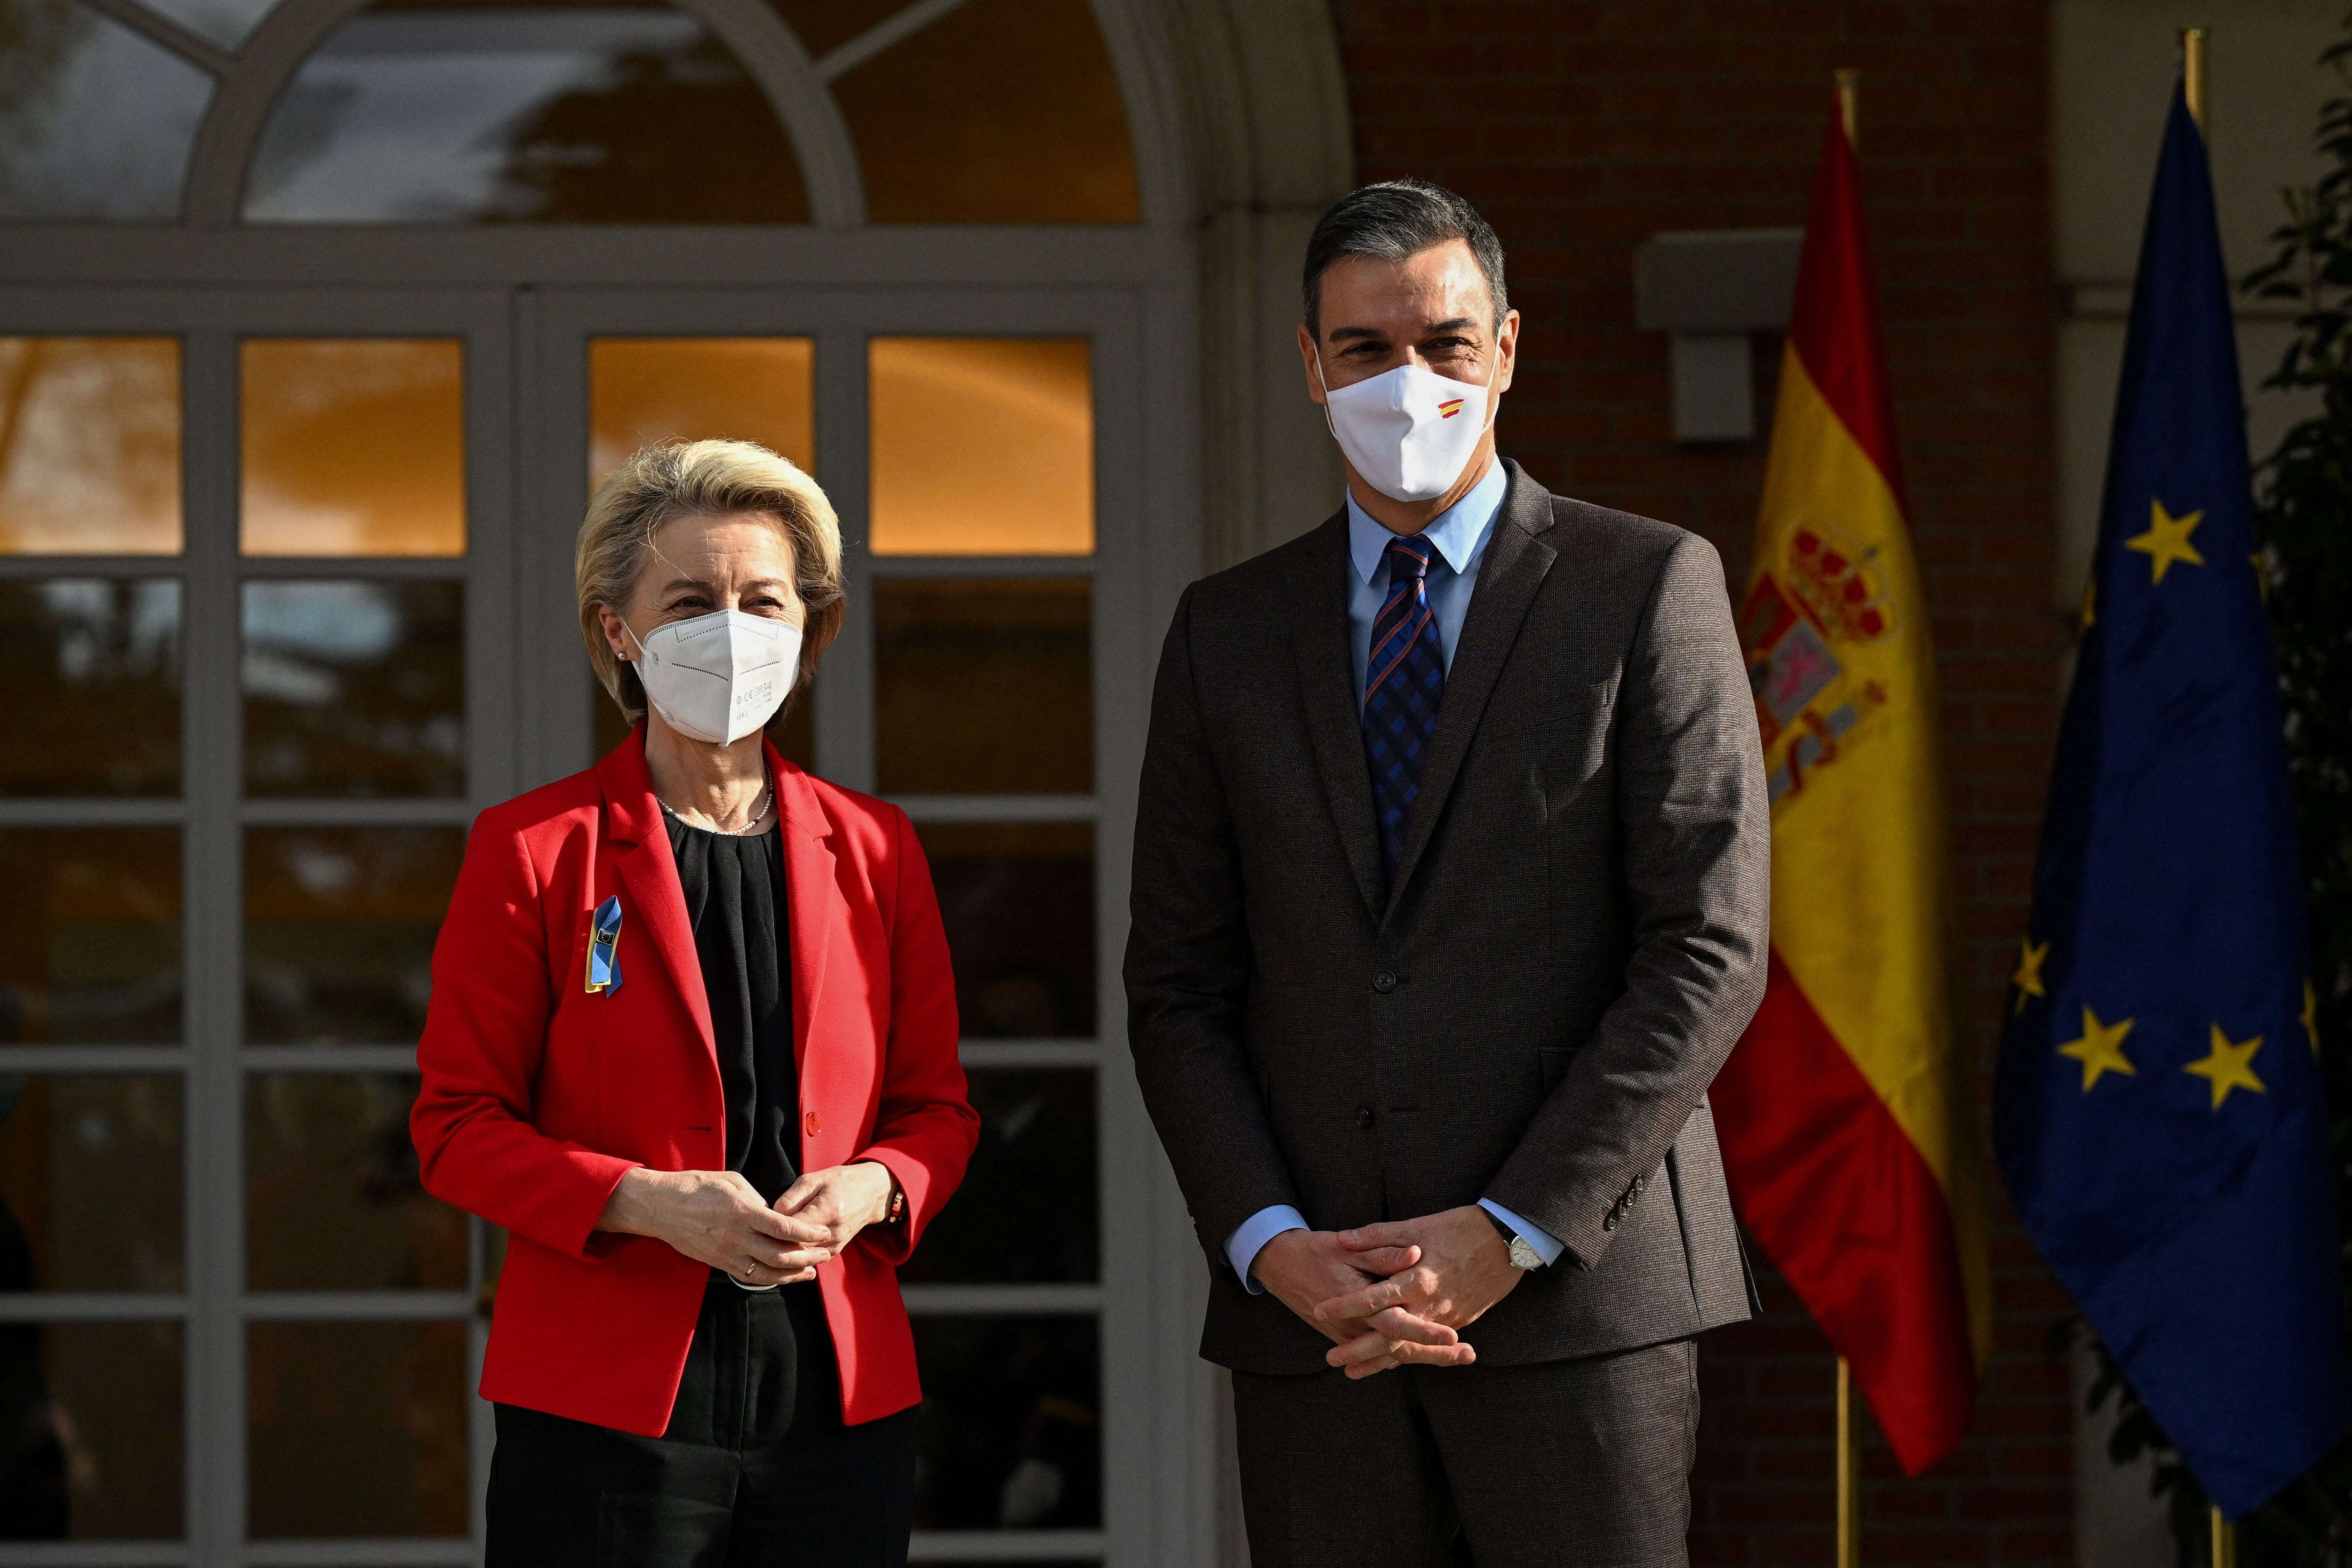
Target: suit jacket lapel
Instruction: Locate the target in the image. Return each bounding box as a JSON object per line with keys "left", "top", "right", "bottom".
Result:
{"left": 771, "top": 751, "right": 836, "bottom": 1088}
{"left": 1385, "top": 462, "right": 1558, "bottom": 915}
{"left": 1288, "top": 511, "right": 1385, "bottom": 919}
{"left": 598, "top": 732, "right": 718, "bottom": 1073}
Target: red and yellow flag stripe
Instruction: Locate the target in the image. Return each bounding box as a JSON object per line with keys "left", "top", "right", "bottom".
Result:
{"left": 1711, "top": 100, "right": 1992, "bottom": 1474}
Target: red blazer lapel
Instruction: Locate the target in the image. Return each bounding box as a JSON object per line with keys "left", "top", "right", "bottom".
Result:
{"left": 597, "top": 730, "right": 718, "bottom": 1072}
{"left": 771, "top": 748, "right": 838, "bottom": 1141}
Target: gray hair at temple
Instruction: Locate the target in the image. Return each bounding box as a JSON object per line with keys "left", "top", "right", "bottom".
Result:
{"left": 1301, "top": 179, "right": 1510, "bottom": 342}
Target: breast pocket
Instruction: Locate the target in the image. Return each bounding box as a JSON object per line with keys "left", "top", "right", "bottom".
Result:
{"left": 1478, "top": 676, "right": 1616, "bottom": 751}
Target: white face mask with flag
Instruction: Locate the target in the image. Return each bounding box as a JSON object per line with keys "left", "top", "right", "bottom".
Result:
{"left": 625, "top": 609, "right": 800, "bottom": 744}
{"left": 1314, "top": 351, "right": 1502, "bottom": 503}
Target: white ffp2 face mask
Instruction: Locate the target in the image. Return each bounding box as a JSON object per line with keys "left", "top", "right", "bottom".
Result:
{"left": 625, "top": 609, "right": 801, "bottom": 745}
{"left": 1316, "top": 353, "right": 1502, "bottom": 502}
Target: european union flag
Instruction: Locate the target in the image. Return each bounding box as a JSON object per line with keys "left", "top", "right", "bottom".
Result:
{"left": 1993, "top": 83, "right": 2343, "bottom": 1517}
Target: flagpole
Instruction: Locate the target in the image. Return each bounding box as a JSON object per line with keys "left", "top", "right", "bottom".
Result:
{"left": 2179, "top": 35, "right": 2237, "bottom": 1562}
{"left": 1830, "top": 73, "right": 1863, "bottom": 1568}
{"left": 2180, "top": 26, "right": 2209, "bottom": 131}
{"left": 1828, "top": 75, "right": 1864, "bottom": 1568}
{"left": 1837, "top": 1356, "right": 1860, "bottom": 1568}
{"left": 2179, "top": 27, "right": 2239, "bottom": 1568}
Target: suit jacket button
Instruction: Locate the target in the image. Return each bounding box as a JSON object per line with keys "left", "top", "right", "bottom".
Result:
{"left": 1373, "top": 971, "right": 1398, "bottom": 994}
{"left": 804, "top": 1110, "right": 821, "bottom": 1137}
{"left": 1603, "top": 1213, "right": 1618, "bottom": 1232}
{"left": 1355, "top": 1106, "right": 1376, "bottom": 1130}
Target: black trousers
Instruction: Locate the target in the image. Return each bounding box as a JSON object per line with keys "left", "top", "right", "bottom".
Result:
{"left": 1231, "top": 1337, "right": 1700, "bottom": 1568}
{"left": 487, "top": 1275, "right": 918, "bottom": 1568}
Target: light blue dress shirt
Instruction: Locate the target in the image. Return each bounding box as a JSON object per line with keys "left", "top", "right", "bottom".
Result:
{"left": 1226, "top": 460, "right": 1565, "bottom": 1291}
{"left": 1344, "top": 456, "right": 1509, "bottom": 704}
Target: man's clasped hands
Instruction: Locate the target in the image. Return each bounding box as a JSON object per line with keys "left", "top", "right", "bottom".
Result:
{"left": 1250, "top": 1204, "right": 1528, "bottom": 1380}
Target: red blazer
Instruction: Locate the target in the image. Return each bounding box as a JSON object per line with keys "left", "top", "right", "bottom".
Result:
{"left": 411, "top": 731, "right": 977, "bottom": 1435}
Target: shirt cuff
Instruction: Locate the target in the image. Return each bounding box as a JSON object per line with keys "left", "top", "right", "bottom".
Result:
{"left": 1224, "top": 1205, "right": 1309, "bottom": 1294}
{"left": 1478, "top": 1199, "right": 1565, "bottom": 1268}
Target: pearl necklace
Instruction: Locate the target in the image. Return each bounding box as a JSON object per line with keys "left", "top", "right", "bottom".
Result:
{"left": 658, "top": 764, "right": 774, "bottom": 836}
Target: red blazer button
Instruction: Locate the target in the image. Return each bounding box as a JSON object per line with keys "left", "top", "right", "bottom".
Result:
{"left": 803, "top": 1110, "right": 821, "bottom": 1137}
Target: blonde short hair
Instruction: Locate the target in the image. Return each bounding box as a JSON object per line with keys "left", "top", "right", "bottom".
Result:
{"left": 577, "top": 439, "right": 846, "bottom": 731}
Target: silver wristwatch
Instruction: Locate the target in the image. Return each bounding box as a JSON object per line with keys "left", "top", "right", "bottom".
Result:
{"left": 1485, "top": 1209, "right": 1545, "bottom": 1271}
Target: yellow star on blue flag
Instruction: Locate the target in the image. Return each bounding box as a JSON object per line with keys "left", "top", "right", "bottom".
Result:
{"left": 2126, "top": 499, "right": 2206, "bottom": 583}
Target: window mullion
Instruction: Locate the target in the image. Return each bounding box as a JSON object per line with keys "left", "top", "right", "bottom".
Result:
{"left": 178, "top": 326, "right": 247, "bottom": 1557}
{"left": 814, "top": 325, "right": 876, "bottom": 793}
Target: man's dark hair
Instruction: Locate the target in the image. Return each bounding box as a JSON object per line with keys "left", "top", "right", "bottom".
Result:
{"left": 1302, "top": 179, "right": 1509, "bottom": 342}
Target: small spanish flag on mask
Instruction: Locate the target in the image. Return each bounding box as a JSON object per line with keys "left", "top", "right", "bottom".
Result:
{"left": 1437, "top": 398, "right": 1465, "bottom": 419}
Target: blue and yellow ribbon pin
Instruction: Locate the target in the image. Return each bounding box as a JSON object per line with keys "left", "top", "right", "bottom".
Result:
{"left": 585, "top": 895, "right": 624, "bottom": 994}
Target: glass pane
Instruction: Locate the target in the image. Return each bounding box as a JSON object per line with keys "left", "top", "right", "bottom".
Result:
{"left": 593, "top": 679, "right": 812, "bottom": 770}
{"left": 244, "top": 828, "right": 463, "bottom": 1046}
{"left": 875, "top": 579, "right": 1089, "bottom": 794}
{"left": 589, "top": 337, "right": 814, "bottom": 485}
{"left": 916, "top": 824, "right": 1093, "bottom": 1038}
{"left": 247, "top": 1320, "right": 469, "bottom": 1538}
{"left": 243, "top": 580, "right": 465, "bottom": 797}
{"left": 0, "top": 337, "right": 181, "bottom": 555}
{"left": 832, "top": 0, "right": 1137, "bottom": 223}
{"left": 899, "top": 1070, "right": 1092, "bottom": 1284}
{"left": 1, "top": 1321, "right": 183, "bottom": 1537}
{"left": 0, "top": 12, "right": 208, "bottom": 222}
{"left": 913, "top": 1316, "right": 1099, "bottom": 1530}
{"left": 0, "top": 830, "right": 180, "bottom": 1047}
{"left": 3, "top": 579, "right": 179, "bottom": 796}
{"left": 245, "top": 4, "right": 807, "bottom": 224}
{"left": 869, "top": 339, "right": 1093, "bottom": 556}
{"left": 241, "top": 340, "right": 466, "bottom": 557}
{"left": 247, "top": 1073, "right": 465, "bottom": 1291}
{"left": 0, "top": 1075, "right": 182, "bottom": 1293}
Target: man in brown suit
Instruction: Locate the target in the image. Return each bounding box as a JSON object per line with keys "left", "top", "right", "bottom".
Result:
{"left": 1124, "top": 181, "right": 1771, "bottom": 1566}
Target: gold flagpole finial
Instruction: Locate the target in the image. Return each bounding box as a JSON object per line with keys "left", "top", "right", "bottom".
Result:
{"left": 1834, "top": 69, "right": 1861, "bottom": 150}
{"left": 2210, "top": 1504, "right": 2237, "bottom": 1568}
{"left": 2181, "top": 27, "right": 2210, "bottom": 131}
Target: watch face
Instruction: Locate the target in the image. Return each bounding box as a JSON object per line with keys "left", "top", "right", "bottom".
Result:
{"left": 1509, "top": 1236, "right": 1543, "bottom": 1271}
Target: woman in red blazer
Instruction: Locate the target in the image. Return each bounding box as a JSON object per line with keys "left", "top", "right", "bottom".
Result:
{"left": 412, "top": 439, "right": 977, "bottom": 1565}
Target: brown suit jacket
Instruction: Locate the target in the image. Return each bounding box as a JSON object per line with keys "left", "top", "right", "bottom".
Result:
{"left": 1124, "top": 461, "right": 1770, "bottom": 1374}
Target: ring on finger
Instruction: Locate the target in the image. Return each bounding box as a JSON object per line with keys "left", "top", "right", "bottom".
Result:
{"left": 741, "top": 1259, "right": 757, "bottom": 1278}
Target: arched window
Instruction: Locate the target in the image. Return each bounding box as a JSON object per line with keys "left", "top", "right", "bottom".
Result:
{"left": 0, "top": 0, "right": 1140, "bottom": 226}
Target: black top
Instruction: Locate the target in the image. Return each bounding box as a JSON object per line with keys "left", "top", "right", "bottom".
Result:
{"left": 665, "top": 813, "right": 798, "bottom": 1204}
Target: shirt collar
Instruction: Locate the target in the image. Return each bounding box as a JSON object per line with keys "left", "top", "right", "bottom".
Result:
{"left": 1345, "top": 458, "right": 1510, "bottom": 587}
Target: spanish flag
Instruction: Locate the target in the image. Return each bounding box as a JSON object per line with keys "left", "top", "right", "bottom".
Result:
{"left": 1711, "top": 96, "right": 1993, "bottom": 1472}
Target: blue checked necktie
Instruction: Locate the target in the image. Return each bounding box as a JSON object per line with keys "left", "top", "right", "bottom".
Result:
{"left": 1362, "top": 533, "right": 1447, "bottom": 884}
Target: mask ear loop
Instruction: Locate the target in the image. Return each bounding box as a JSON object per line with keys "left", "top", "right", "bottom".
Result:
{"left": 1474, "top": 330, "right": 1506, "bottom": 438}
{"left": 615, "top": 516, "right": 685, "bottom": 672}
{"left": 1311, "top": 345, "right": 1346, "bottom": 449}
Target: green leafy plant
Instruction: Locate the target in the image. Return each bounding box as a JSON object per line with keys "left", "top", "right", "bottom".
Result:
{"left": 2066, "top": 14, "right": 2352, "bottom": 1567}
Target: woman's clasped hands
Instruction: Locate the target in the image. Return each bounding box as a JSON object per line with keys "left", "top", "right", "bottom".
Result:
{"left": 597, "top": 1161, "right": 899, "bottom": 1287}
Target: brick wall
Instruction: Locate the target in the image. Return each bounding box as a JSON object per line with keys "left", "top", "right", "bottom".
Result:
{"left": 1327, "top": 2, "right": 2073, "bottom": 1563}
